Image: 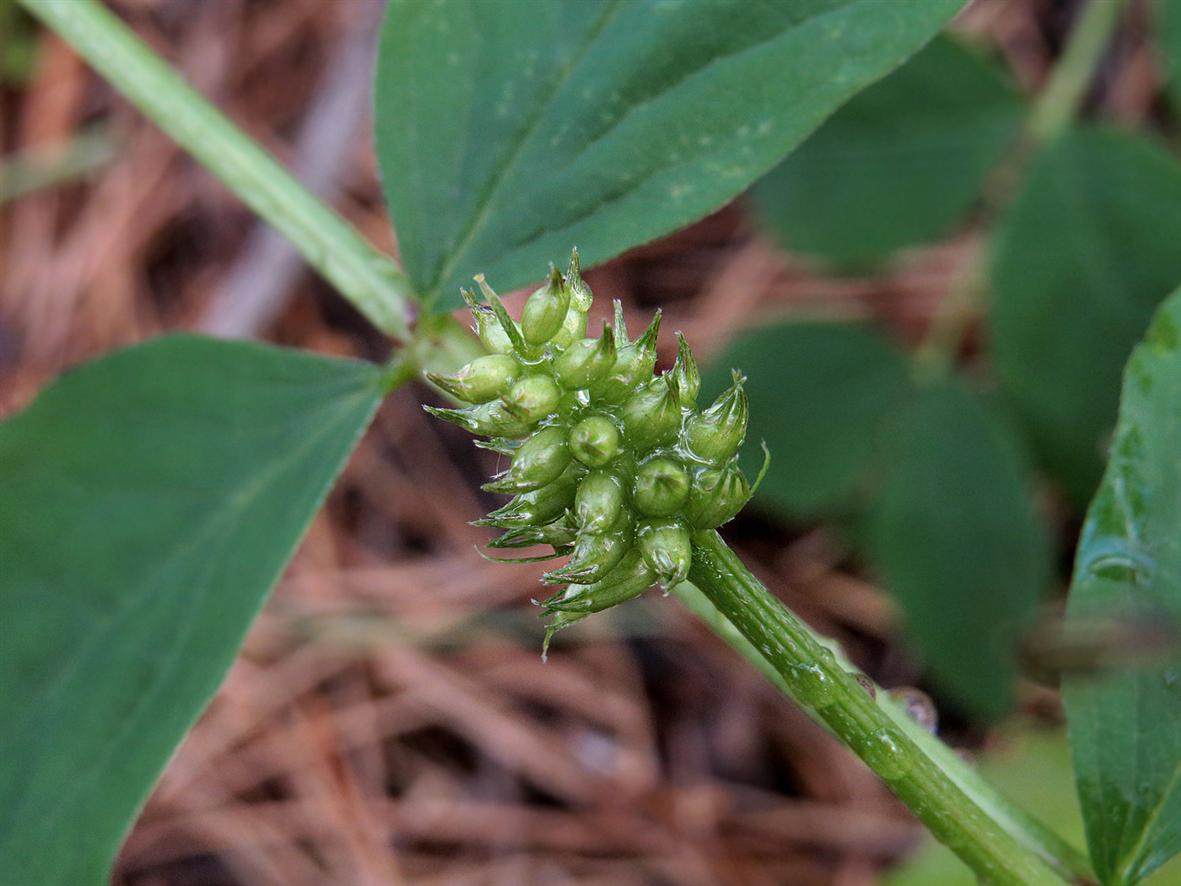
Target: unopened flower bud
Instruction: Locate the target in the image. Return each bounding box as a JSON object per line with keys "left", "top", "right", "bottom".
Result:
{"left": 543, "top": 548, "right": 654, "bottom": 616}
{"left": 521, "top": 264, "right": 571, "bottom": 345}
{"left": 621, "top": 374, "right": 681, "bottom": 451}
{"left": 424, "top": 400, "right": 531, "bottom": 437}
{"left": 488, "top": 513, "right": 578, "bottom": 549}
{"left": 684, "top": 461, "right": 751, "bottom": 529}
{"left": 554, "top": 325, "right": 615, "bottom": 389}
{"left": 684, "top": 370, "right": 748, "bottom": 463}
{"left": 574, "top": 470, "right": 624, "bottom": 533}
{"left": 426, "top": 354, "right": 519, "bottom": 404}
{"left": 638, "top": 519, "right": 692, "bottom": 589}
{"left": 544, "top": 511, "right": 633, "bottom": 585}
{"left": 568, "top": 415, "right": 620, "bottom": 467}
{"left": 633, "top": 456, "right": 690, "bottom": 516}
{"left": 480, "top": 462, "right": 583, "bottom": 528}
{"left": 501, "top": 374, "right": 561, "bottom": 423}
{"left": 672, "top": 333, "right": 700, "bottom": 406}
{"left": 484, "top": 426, "right": 570, "bottom": 493}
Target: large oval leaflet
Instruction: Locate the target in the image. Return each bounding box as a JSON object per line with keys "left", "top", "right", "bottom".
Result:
{"left": 425, "top": 251, "right": 768, "bottom": 649}
{"left": 1064, "top": 286, "right": 1181, "bottom": 886}
{"left": 375, "top": 0, "right": 969, "bottom": 307}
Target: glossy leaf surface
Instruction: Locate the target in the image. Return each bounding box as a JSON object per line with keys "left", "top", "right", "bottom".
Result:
{"left": 1064, "top": 288, "right": 1181, "bottom": 886}
{"left": 990, "top": 127, "right": 1181, "bottom": 508}
{"left": 0, "top": 336, "right": 382, "bottom": 884}
{"left": 375, "top": 0, "right": 964, "bottom": 305}
{"left": 870, "top": 382, "right": 1048, "bottom": 718}
{"left": 751, "top": 35, "right": 1021, "bottom": 267}
{"left": 703, "top": 321, "right": 913, "bottom": 516}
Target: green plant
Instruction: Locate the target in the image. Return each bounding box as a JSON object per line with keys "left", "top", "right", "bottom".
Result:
{"left": 3, "top": 0, "right": 1181, "bottom": 884}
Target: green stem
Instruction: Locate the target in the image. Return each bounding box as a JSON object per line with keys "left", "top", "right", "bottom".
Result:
{"left": 685, "top": 530, "right": 1083, "bottom": 886}
{"left": 1026, "top": 0, "right": 1127, "bottom": 145}
{"left": 17, "top": 0, "right": 415, "bottom": 341}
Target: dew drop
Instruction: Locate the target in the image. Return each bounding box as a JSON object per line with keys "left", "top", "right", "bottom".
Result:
{"left": 851, "top": 672, "right": 876, "bottom": 700}
{"left": 789, "top": 662, "right": 836, "bottom": 710}
{"left": 858, "top": 727, "right": 911, "bottom": 781}
{"left": 888, "top": 686, "right": 938, "bottom": 734}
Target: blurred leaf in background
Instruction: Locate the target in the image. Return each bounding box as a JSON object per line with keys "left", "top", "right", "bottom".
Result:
{"left": 704, "top": 332, "right": 1048, "bottom": 717}
{"left": 990, "top": 127, "right": 1181, "bottom": 509}
{"left": 0, "top": 337, "right": 383, "bottom": 884}
{"left": 1157, "top": 0, "right": 1181, "bottom": 115}
{"left": 1064, "top": 286, "right": 1181, "bottom": 886}
{"left": 749, "top": 35, "right": 1022, "bottom": 269}
{"left": 868, "top": 382, "right": 1048, "bottom": 718}
{"left": 707, "top": 321, "right": 914, "bottom": 516}
{"left": 374, "top": 0, "right": 964, "bottom": 306}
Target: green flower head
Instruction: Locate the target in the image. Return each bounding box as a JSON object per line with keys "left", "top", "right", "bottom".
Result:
{"left": 426, "top": 250, "right": 768, "bottom": 652}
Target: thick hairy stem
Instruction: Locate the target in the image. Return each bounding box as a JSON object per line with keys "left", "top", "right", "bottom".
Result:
{"left": 17, "top": 0, "right": 416, "bottom": 341}
{"left": 686, "top": 530, "right": 1084, "bottom": 885}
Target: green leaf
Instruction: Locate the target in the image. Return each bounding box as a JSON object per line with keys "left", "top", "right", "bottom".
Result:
{"left": 990, "top": 127, "right": 1181, "bottom": 508}
{"left": 869, "top": 382, "right": 1049, "bottom": 718}
{"left": 0, "top": 336, "right": 382, "bottom": 885}
{"left": 375, "top": 0, "right": 965, "bottom": 305}
{"left": 750, "top": 35, "right": 1022, "bottom": 268}
{"left": 703, "top": 321, "right": 915, "bottom": 516}
{"left": 1157, "top": 0, "right": 1181, "bottom": 115}
{"left": 1063, "top": 288, "right": 1181, "bottom": 886}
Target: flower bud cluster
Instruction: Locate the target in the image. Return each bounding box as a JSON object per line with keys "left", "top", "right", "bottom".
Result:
{"left": 426, "top": 250, "right": 765, "bottom": 650}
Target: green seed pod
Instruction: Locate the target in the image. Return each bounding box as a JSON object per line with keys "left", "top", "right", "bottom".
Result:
{"left": 463, "top": 287, "right": 519, "bottom": 355}
{"left": 426, "top": 354, "right": 519, "bottom": 404}
{"left": 480, "top": 462, "right": 583, "bottom": 528}
{"left": 621, "top": 374, "right": 680, "bottom": 451}
{"left": 483, "top": 425, "right": 570, "bottom": 493}
{"left": 684, "top": 369, "right": 748, "bottom": 463}
{"left": 553, "top": 325, "right": 616, "bottom": 389}
{"left": 568, "top": 415, "right": 620, "bottom": 467}
{"left": 521, "top": 265, "right": 571, "bottom": 345}
{"left": 574, "top": 470, "right": 625, "bottom": 533}
{"left": 424, "top": 401, "right": 531, "bottom": 438}
{"left": 633, "top": 456, "right": 691, "bottom": 516}
{"left": 544, "top": 510, "right": 633, "bottom": 585}
{"left": 501, "top": 373, "right": 561, "bottom": 424}
{"left": 672, "top": 332, "right": 700, "bottom": 406}
{"left": 488, "top": 513, "right": 578, "bottom": 549}
{"left": 684, "top": 461, "right": 751, "bottom": 529}
{"left": 638, "top": 519, "right": 692, "bottom": 589}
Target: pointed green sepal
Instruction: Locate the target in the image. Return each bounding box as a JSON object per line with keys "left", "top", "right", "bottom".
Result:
{"left": 423, "top": 401, "right": 531, "bottom": 437}
{"left": 672, "top": 332, "right": 700, "bottom": 406}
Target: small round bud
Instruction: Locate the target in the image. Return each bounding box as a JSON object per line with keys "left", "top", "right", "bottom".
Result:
{"left": 501, "top": 373, "right": 561, "bottom": 423}
{"left": 684, "top": 462, "right": 750, "bottom": 529}
{"left": 638, "top": 519, "right": 692, "bottom": 589}
{"left": 521, "top": 265, "right": 571, "bottom": 344}
{"left": 620, "top": 375, "right": 680, "bottom": 451}
{"left": 574, "top": 470, "right": 625, "bottom": 533}
{"left": 426, "top": 354, "right": 519, "bottom": 404}
{"left": 484, "top": 426, "right": 571, "bottom": 493}
{"left": 684, "top": 371, "right": 748, "bottom": 463}
{"left": 569, "top": 416, "right": 620, "bottom": 467}
{"left": 553, "top": 327, "right": 615, "bottom": 389}
{"left": 633, "top": 457, "right": 690, "bottom": 516}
